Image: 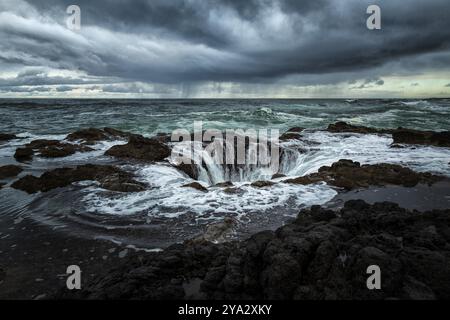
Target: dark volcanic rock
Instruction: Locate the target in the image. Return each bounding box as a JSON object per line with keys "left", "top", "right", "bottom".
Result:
{"left": 280, "top": 128, "right": 304, "bottom": 141}
{"left": 213, "top": 181, "right": 234, "bottom": 188}
{"left": 14, "top": 139, "right": 93, "bottom": 160}
{"left": 251, "top": 180, "right": 276, "bottom": 188}
{"left": 286, "top": 127, "right": 304, "bottom": 133}
{"left": 105, "top": 135, "right": 171, "bottom": 162}
{"left": 393, "top": 128, "right": 450, "bottom": 147}
{"left": 0, "top": 165, "right": 23, "bottom": 179}
{"left": 284, "top": 175, "right": 324, "bottom": 185}
{"left": 327, "top": 122, "right": 450, "bottom": 148}
{"left": 271, "top": 173, "right": 286, "bottom": 179}
{"left": 11, "top": 164, "right": 145, "bottom": 194}
{"left": 0, "top": 182, "right": 5, "bottom": 189}
{"left": 319, "top": 160, "right": 442, "bottom": 190}
{"left": 279, "top": 132, "right": 303, "bottom": 141}
{"left": 284, "top": 159, "right": 443, "bottom": 190}
{"left": 66, "top": 128, "right": 108, "bottom": 144}
{"left": 175, "top": 162, "right": 199, "bottom": 180}
{"left": 103, "top": 127, "right": 139, "bottom": 140}
{"left": 0, "top": 133, "right": 17, "bottom": 141}
{"left": 182, "top": 182, "right": 208, "bottom": 192}
{"left": 327, "top": 121, "right": 391, "bottom": 134}
{"left": 68, "top": 201, "right": 450, "bottom": 300}
{"left": 100, "top": 174, "right": 146, "bottom": 193}
{"left": 193, "top": 217, "right": 237, "bottom": 243}
{"left": 38, "top": 144, "right": 88, "bottom": 158}
{"left": 67, "top": 127, "right": 139, "bottom": 145}
{"left": 14, "top": 147, "right": 33, "bottom": 162}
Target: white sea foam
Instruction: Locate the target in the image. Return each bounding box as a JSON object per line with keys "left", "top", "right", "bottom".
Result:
{"left": 81, "top": 162, "right": 337, "bottom": 219}
{"left": 80, "top": 130, "right": 450, "bottom": 219}
{"left": 282, "top": 131, "right": 450, "bottom": 177}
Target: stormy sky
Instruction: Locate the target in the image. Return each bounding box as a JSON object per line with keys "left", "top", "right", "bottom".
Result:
{"left": 0, "top": 0, "right": 449, "bottom": 98}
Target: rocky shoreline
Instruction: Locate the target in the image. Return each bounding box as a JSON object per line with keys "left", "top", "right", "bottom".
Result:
{"left": 1, "top": 121, "right": 449, "bottom": 195}
{"left": 58, "top": 200, "right": 450, "bottom": 300}
{"left": 1, "top": 122, "right": 450, "bottom": 299}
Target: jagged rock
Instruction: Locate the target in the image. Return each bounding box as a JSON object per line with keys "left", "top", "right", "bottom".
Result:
{"left": 271, "top": 173, "right": 286, "bottom": 179}
{"left": 65, "top": 201, "right": 450, "bottom": 300}
{"left": 14, "top": 139, "right": 93, "bottom": 160}
{"left": 67, "top": 127, "right": 140, "bottom": 145}
{"left": 392, "top": 128, "right": 450, "bottom": 147}
{"left": 26, "top": 139, "right": 60, "bottom": 149}
{"left": 284, "top": 159, "right": 443, "bottom": 190}
{"left": 100, "top": 174, "right": 146, "bottom": 192}
{"left": 14, "top": 147, "right": 33, "bottom": 162}
{"left": 0, "top": 165, "right": 23, "bottom": 179}
{"left": 327, "top": 121, "right": 391, "bottom": 134}
{"left": 182, "top": 182, "right": 208, "bottom": 192}
{"left": 11, "top": 164, "right": 144, "bottom": 194}
{"left": 11, "top": 175, "right": 43, "bottom": 193}
{"left": 66, "top": 128, "right": 109, "bottom": 144}
{"left": 191, "top": 218, "right": 237, "bottom": 243}
{"left": 222, "top": 187, "right": 244, "bottom": 195}
{"left": 105, "top": 135, "right": 171, "bottom": 162}
{"left": 213, "top": 181, "right": 233, "bottom": 188}
{"left": 103, "top": 127, "right": 139, "bottom": 140}
{"left": 153, "top": 133, "right": 172, "bottom": 144}
{"left": 284, "top": 175, "right": 323, "bottom": 185}
{"left": 0, "top": 133, "right": 17, "bottom": 141}
{"left": 319, "top": 160, "right": 442, "bottom": 190}
{"left": 279, "top": 127, "right": 304, "bottom": 141}
{"left": 175, "top": 162, "right": 199, "bottom": 180}
{"left": 251, "top": 180, "right": 276, "bottom": 188}
{"left": 286, "top": 127, "right": 304, "bottom": 133}
{"left": 327, "top": 122, "right": 450, "bottom": 148}
{"left": 280, "top": 132, "right": 303, "bottom": 141}
{"left": 39, "top": 144, "right": 92, "bottom": 158}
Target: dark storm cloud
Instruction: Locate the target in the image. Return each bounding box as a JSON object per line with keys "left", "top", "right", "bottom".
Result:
{"left": 351, "top": 77, "right": 385, "bottom": 89}
{"left": 1, "top": 0, "right": 450, "bottom": 91}
{"left": 0, "top": 68, "right": 107, "bottom": 87}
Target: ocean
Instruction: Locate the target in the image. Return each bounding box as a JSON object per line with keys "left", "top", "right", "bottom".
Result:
{"left": 1, "top": 98, "right": 450, "bottom": 249}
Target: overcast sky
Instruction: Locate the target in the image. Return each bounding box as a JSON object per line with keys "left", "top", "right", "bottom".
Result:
{"left": 0, "top": 0, "right": 450, "bottom": 98}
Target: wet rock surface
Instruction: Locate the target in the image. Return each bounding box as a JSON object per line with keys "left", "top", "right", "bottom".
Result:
{"left": 327, "top": 121, "right": 392, "bottom": 135}
{"left": 14, "top": 147, "right": 33, "bottom": 162}
{"left": 279, "top": 128, "right": 305, "bottom": 141}
{"left": 66, "top": 128, "right": 108, "bottom": 144}
{"left": 0, "top": 165, "right": 23, "bottom": 179}
{"left": 105, "top": 135, "right": 171, "bottom": 162}
{"left": 284, "top": 159, "right": 443, "bottom": 190}
{"left": 182, "top": 182, "right": 208, "bottom": 192}
{"left": 327, "top": 122, "right": 450, "bottom": 147}
{"left": 213, "top": 181, "right": 234, "bottom": 188}
{"left": 63, "top": 200, "right": 450, "bottom": 300}
{"left": 392, "top": 128, "right": 450, "bottom": 147}
{"left": 0, "top": 133, "right": 17, "bottom": 141}
{"left": 251, "top": 180, "right": 276, "bottom": 188}
{"left": 66, "top": 127, "right": 137, "bottom": 145}
{"left": 14, "top": 139, "right": 93, "bottom": 161}
{"left": 175, "top": 162, "right": 199, "bottom": 180}
{"left": 11, "top": 164, "right": 145, "bottom": 194}
{"left": 190, "top": 217, "right": 237, "bottom": 244}
{"left": 271, "top": 173, "right": 286, "bottom": 179}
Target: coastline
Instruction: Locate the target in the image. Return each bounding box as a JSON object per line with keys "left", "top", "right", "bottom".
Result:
{"left": 1, "top": 121, "right": 450, "bottom": 299}
{"left": 1, "top": 182, "right": 449, "bottom": 299}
